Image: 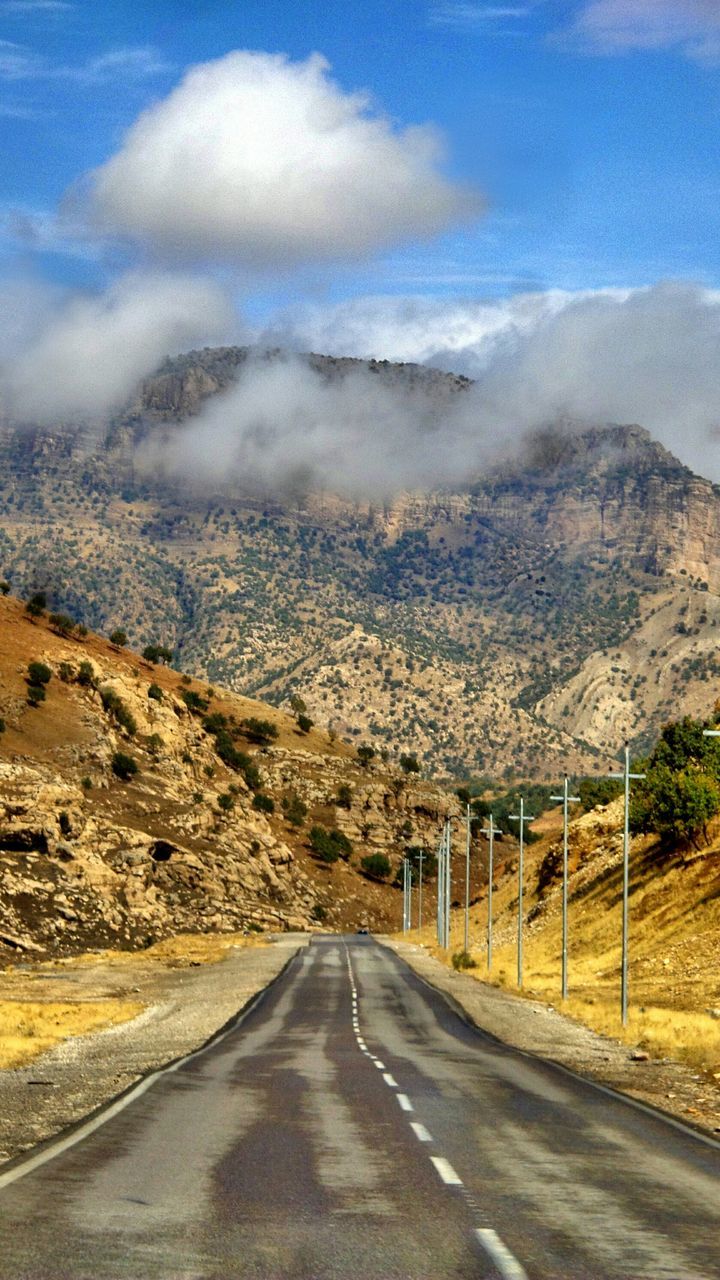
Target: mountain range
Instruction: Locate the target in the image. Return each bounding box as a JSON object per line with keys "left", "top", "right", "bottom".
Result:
{"left": 2, "top": 346, "right": 720, "bottom": 779}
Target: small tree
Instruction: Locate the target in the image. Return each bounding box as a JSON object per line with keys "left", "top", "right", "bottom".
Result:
{"left": 25, "top": 591, "right": 46, "bottom": 618}
{"left": 296, "top": 713, "right": 314, "bottom": 734}
{"left": 242, "top": 717, "right": 279, "bottom": 745}
{"left": 357, "top": 744, "right": 375, "bottom": 769}
{"left": 399, "top": 753, "right": 421, "bottom": 775}
{"left": 109, "top": 629, "right": 128, "bottom": 647}
{"left": 289, "top": 693, "right": 307, "bottom": 715}
{"left": 283, "top": 793, "right": 307, "bottom": 827}
{"left": 0, "top": 581, "right": 9, "bottom": 596}
{"left": 360, "top": 853, "right": 391, "bottom": 880}
{"left": 336, "top": 783, "right": 353, "bottom": 810}
{"left": 48, "top": 613, "right": 75, "bottom": 638}
{"left": 147, "top": 683, "right": 163, "bottom": 701}
{"left": 27, "top": 661, "right": 52, "bottom": 687}
{"left": 111, "top": 751, "right": 138, "bottom": 781}
{"left": 252, "top": 793, "right": 275, "bottom": 814}
{"left": 217, "top": 792, "right": 235, "bottom": 812}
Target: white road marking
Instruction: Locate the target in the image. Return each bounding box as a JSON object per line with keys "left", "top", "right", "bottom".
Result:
{"left": 430, "top": 1156, "right": 463, "bottom": 1186}
{"left": 373, "top": 1060, "right": 386, "bottom": 1070}
{"left": 357, "top": 1040, "right": 366, "bottom": 1049}
{"left": 382, "top": 1072, "right": 398, "bottom": 1088}
{"left": 410, "top": 1122, "right": 433, "bottom": 1143}
{"left": 474, "top": 1229, "right": 529, "bottom": 1279}
{"left": 396, "top": 1093, "right": 414, "bottom": 1112}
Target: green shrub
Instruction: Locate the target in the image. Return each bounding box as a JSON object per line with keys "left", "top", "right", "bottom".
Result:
{"left": 310, "top": 903, "right": 327, "bottom": 922}
{"left": 399, "top": 753, "right": 421, "bottom": 775}
{"left": 48, "top": 612, "right": 76, "bottom": 637}
{"left": 283, "top": 793, "right": 307, "bottom": 827}
{"left": 217, "top": 792, "right": 235, "bottom": 812}
{"left": 58, "top": 661, "right": 75, "bottom": 683}
{"left": 109, "top": 629, "right": 128, "bottom": 647}
{"left": 296, "top": 713, "right": 314, "bottom": 734}
{"left": 0, "top": 581, "right": 9, "bottom": 596}
{"left": 0, "top": 718, "right": 5, "bottom": 733}
{"left": 181, "top": 689, "right": 209, "bottom": 713}
{"left": 241, "top": 717, "right": 278, "bottom": 745}
{"left": 77, "top": 660, "right": 96, "bottom": 688}
{"left": 81, "top": 776, "right": 92, "bottom": 790}
{"left": 25, "top": 591, "right": 46, "bottom": 618}
{"left": 360, "top": 853, "right": 391, "bottom": 880}
{"left": 27, "top": 684, "right": 46, "bottom": 707}
{"left": 252, "top": 793, "right": 275, "bottom": 813}
{"left": 452, "top": 950, "right": 477, "bottom": 971}
{"left": 27, "top": 661, "right": 52, "bottom": 686}
{"left": 336, "top": 783, "right": 353, "bottom": 810}
{"left": 147, "top": 684, "right": 163, "bottom": 702}
{"left": 309, "top": 825, "right": 353, "bottom": 863}
{"left": 111, "top": 751, "right": 138, "bottom": 781}
{"left": 357, "top": 744, "right": 375, "bottom": 768}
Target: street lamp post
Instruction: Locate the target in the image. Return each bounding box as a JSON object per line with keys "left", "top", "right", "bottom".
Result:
{"left": 481, "top": 814, "right": 500, "bottom": 975}
{"left": 609, "top": 745, "right": 646, "bottom": 1026}
{"left": 417, "top": 849, "right": 424, "bottom": 929}
{"left": 463, "top": 804, "right": 471, "bottom": 954}
{"left": 509, "top": 797, "right": 533, "bottom": 989}
{"left": 550, "top": 776, "right": 580, "bottom": 1001}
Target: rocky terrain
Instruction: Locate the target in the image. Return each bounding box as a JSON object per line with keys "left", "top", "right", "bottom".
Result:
{"left": 0, "top": 596, "right": 457, "bottom": 958}
{"left": 2, "top": 347, "right": 720, "bottom": 776}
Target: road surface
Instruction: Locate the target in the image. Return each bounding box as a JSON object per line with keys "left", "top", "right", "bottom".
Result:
{"left": 0, "top": 935, "right": 718, "bottom": 1278}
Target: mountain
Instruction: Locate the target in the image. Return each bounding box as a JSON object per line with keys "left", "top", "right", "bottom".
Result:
{"left": 2, "top": 346, "right": 720, "bottom": 778}
{"left": 0, "top": 595, "right": 457, "bottom": 957}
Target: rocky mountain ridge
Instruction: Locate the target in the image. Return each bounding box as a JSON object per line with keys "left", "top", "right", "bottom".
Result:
{"left": 1, "top": 347, "right": 720, "bottom": 775}
{"left": 0, "top": 597, "right": 457, "bottom": 956}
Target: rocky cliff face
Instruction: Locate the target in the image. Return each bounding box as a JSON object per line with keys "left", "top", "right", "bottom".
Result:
{"left": 0, "top": 599, "right": 457, "bottom": 958}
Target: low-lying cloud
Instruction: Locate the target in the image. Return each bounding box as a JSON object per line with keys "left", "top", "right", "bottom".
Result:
{"left": 140, "top": 283, "right": 720, "bottom": 496}
{"left": 1, "top": 271, "right": 234, "bottom": 421}
{"left": 85, "top": 50, "right": 476, "bottom": 266}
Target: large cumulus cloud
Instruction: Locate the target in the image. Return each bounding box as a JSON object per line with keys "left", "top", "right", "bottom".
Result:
{"left": 85, "top": 51, "right": 476, "bottom": 266}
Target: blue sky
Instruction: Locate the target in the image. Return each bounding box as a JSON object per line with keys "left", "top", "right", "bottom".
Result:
{"left": 2, "top": 0, "right": 720, "bottom": 304}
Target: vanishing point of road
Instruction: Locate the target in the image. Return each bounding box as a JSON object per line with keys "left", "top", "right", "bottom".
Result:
{"left": 0, "top": 935, "right": 718, "bottom": 1279}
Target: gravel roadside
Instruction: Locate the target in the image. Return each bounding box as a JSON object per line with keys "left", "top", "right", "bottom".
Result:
{"left": 385, "top": 938, "right": 720, "bottom": 1141}
{"left": 0, "top": 933, "right": 309, "bottom": 1165}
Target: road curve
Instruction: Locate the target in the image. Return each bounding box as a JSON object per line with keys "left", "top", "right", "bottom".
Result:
{"left": 0, "top": 935, "right": 718, "bottom": 1279}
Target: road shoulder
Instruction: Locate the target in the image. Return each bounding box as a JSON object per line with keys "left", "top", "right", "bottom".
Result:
{"left": 0, "top": 933, "right": 309, "bottom": 1165}
{"left": 384, "top": 938, "right": 720, "bottom": 1141}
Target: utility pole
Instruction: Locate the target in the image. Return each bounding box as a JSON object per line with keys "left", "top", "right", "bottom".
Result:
{"left": 550, "top": 776, "right": 580, "bottom": 1000}
{"left": 463, "top": 804, "right": 471, "bottom": 954}
{"left": 509, "top": 797, "right": 533, "bottom": 989}
{"left": 608, "top": 745, "right": 646, "bottom": 1026}
{"left": 437, "top": 828, "right": 444, "bottom": 945}
{"left": 481, "top": 814, "right": 500, "bottom": 975}
{"left": 402, "top": 857, "right": 408, "bottom": 933}
{"left": 418, "top": 849, "right": 424, "bottom": 929}
{"left": 444, "top": 818, "right": 452, "bottom": 950}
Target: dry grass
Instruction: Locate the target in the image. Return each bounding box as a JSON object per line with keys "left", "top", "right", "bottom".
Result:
{"left": 401, "top": 813, "right": 720, "bottom": 1077}
{"left": 57, "top": 932, "right": 268, "bottom": 970}
{"left": 0, "top": 997, "right": 144, "bottom": 1069}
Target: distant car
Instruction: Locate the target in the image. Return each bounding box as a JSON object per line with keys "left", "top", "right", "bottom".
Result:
{"left": 356, "top": 927, "right": 370, "bottom": 935}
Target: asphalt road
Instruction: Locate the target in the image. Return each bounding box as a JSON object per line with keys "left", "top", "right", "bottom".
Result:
{"left": 0, "top": 935, "right": 718, "bottom": 1279}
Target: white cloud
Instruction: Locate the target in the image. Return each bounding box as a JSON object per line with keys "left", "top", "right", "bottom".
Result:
{"left": 255, "top": 283, "right": 720, "bottom": 487}
{"left": 0, "top": 41, "right": 170, "bottom": 82}
{"left": 429, "top": 4, "right": 530, "bottom": 27}
{"left": 85, "top": 50, "right": 477, "bottom": 267}
{"left": 0, "top": 272, "right": 235, "bottom": 421}
{"left": 0, "top": 1, "right": 74, "bottom": 11}
{"left": 558, "top": 1, "right": 720, "bottom": 63}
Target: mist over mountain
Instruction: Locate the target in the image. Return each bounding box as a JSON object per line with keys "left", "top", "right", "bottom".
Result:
{"left": 1, "top": 346, "right": 719, "bottom": 779}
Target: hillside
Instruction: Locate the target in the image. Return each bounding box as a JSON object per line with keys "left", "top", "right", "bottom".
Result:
{"left": 403, "top": 795, "right": 720, "bottom": 1118}
{"left": 2, "top": 348, "right": 720, "bottom": 776}
{"left": 0, "top": 596, "right": 457, "bottom": 957}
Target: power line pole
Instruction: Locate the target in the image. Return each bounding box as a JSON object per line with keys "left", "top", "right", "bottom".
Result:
{"left": 444, "top": 818, "right": 452, "bottom": 950}
{"left": 509, "top": 797, "right": 533, "bottom": 989}
{"left": 463, "top": 804, "right": 471, "bottom": 954}
{"left": 550, "top": 775, "right": 580, "bottom": 1001}
{"left": 437, "top": 828, "right": 444, "bottom": 945}
{"left": 402, "top": 857, "right": 408, "bottom": 933}
{"left": 608, "top": 744, "right": 646, "bottom": 1026}
{"left": 418, "top": 849, "right": 424, "bottom": 929}
{"left": 481, "top": 813, "right": 500, "bottom": 975}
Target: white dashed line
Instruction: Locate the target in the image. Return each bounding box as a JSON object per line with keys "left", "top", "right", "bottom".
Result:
{"left": 357, "top": 1040, "right": 366, "bottom": 1050}
{"left": 373, "top": 1060, "right": 386, "bottom": 1071}
{"left": 474, "top": 1229, "right": 529, "bottom": 1279}
{"left": 430, "top": 1156, "right": 463, "bottom": 1186}
{"left": 396, "top": 1093, "right": 414, "bottom": 1112}
{"left": 409, "top": 1122, "right": 433, "bottom": 1143}
{"left": 382, "top": 1072, "right": 398, "bottom": 1088}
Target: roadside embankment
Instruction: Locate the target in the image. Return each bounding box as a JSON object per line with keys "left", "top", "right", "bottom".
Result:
{"left": 0, "top": 932, "right": 309, "bottom": 1164}
{"left": 385, "top": 938, "right": 720, "bottom": 1140}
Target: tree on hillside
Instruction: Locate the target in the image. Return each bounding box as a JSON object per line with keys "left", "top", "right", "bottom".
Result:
{"left": 630, "top": 715, "right": 720, "bottom": 849}
{"left": 109, "top": 629, "right": 128, "bottom": 647}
